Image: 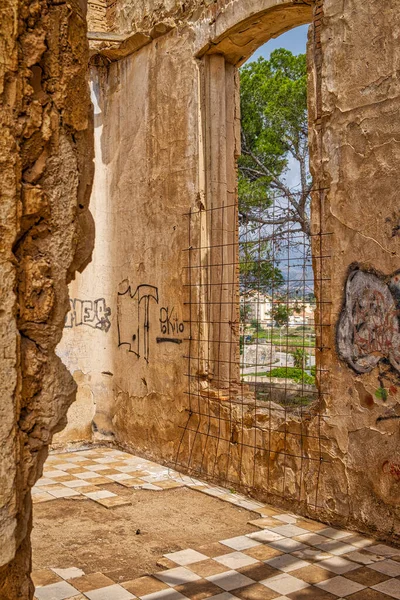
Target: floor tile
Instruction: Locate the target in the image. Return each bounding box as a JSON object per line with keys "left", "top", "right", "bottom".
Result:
{"left": 71, "top": 472, "right": 98, "bottom": 481}
{"left": 122, "top": 575, "right": 169, "bottom": 596}
{"left": 344, "top": 550, "right": 383, "bottom": 565}
{"left": 32, "top": 492, "right": 54, "bottom": 503}
{"left": 347, "top": 589, "right": 398, "bottom": 600}
{"left": 318, "top": 529, "right": 352, "bottom": 540}
{"left": 316, "top": 541, "right": 358, "bottom": 556}
{"left": 247, "top": 518, "right": 281, "bottom": 529}
{"left": 37, "top": 478, "right": 58, "bottom": 486}
{"left": 316, "top": 575, "right": 366, "bottom": 596}
{"left": 343, "top": 534, "right": 375, "bottom": 549}
{"left": 273, "top": 515, "right": 298, "bottom": 525}
{"left": 265, "top": 555, "right": 310, "bottom": 573}
{"left": 295, "top": 533, "right": 331, "bottom": 547}
{"left": 254, "top": 504, "right": 281, "bottom": 517}
{"left": 72, "top": 573, "right": 115, "bottom": 592}
{"left": 32, "top": 569, "right": 63, "bottom": 587}
{"left": 95, "top": 496, "right": 132, "bottom": 508}
{"left": 295, "top": 520, "right": 327, "bottom": 533}
{"left": 215, "top": 552, "right": 259, "bottom": 570}
{"left": 156, "top": 567, "right": 202, "bottom": 586}
{"left": 268, "top": 539, "right": 308, "bottom": 553}
{"left": 84, "top": 583, "right": 135, "bottom": 599}
{"left": 164, "top": 549, "right": 209, "bottom": 566}
{"left": 74, "top": 485, "right": 99, "bottom": 494}
{"left": 188, "top": 561, "right": 231, "bottom": 578}
{"left": 206, "top": 570, "right": 255, "bottom": 591}
{"left": 34, "top": 581, "right": 80, "bottom": 600}
{"left": 288, "top": 564, "right": 334, "bottom": 584}
{"left": 47, "top": 488, "right": 81, "bottom": 498}
{"left": 83, "top": 490, "right": 117, "bottom": 500}
{"left": 141, "top": 588, "right": 187, "bottom": 600}
{"left": 175, "top": 578, "right": 224, "bottom": 599}
{"left": 52, "top": 568, "right": 85, "bottom": 580}
{"left": 61, "top": 479, "right": 90, "bottom": 488}
{"left": 231, "top": 583, "right": 280, "bottom": 599}
{"left": 367, "top": 546, "right": 400, "bottom": 558}
{"left": 292, "top": 548, "right": 332, "bottom": 563}
{"left": 198, "top": 543, "right": 243, "bottom": 558}
{"left": 372, "top": 579, "right": 400, "bottom": 599}
{"left": 237, "top": 563, "right": 280, "bottom": 582}
{"left": 370, "top": 560, "right": 400, "bottom": 577}
{"left": 205, "top": 594, "right": 241, "bottom": 600}
{"left": 243, "top": 545, "right": 283, "bottom": 561}
{"left": 343, "top": 566, "right": 391, "bottom": 586}
{"left": 317, "top": 556, "right": 359, "bottom": 575}
{"left": 220, "top": 537, "right": 261, "bottom": 551}
{"left": 247, "top": 531, "right": 284, "bottom": 543}
{"left": 106, "top": 473, "right": 135, "bottom": 482}
{"left": 157, "top": 557, "right": 181, "bottom": 570}
{"left": 270, "top": 525, "right": 309, "bottom": 538}
{"left": 260, "top": 573, "right": 309, "bottom": 595}
{"left": 286, "top": 586, "right": 337, "bottom": 599}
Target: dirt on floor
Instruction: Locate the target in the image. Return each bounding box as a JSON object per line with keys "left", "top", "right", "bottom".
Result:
{"left": 32, "top": 485, "right": 258, "bottom": 582}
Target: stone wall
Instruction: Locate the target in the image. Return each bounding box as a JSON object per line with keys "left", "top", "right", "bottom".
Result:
{"left": 0, "top": 0, "right": 93, "bottom": 596}
{"left": 56, "top": 0, "right": 400, "bottom": 545}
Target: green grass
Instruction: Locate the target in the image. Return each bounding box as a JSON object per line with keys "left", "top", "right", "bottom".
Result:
{"left": 245, "top": 327, "right": 316, "bottom": 349}
{"left": 251, "top": 367, "right": 315, "bottom": 385}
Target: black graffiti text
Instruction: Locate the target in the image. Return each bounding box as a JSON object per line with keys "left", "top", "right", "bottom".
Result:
{"left": 65, "top": 298, "right": 111, "bottom": 332}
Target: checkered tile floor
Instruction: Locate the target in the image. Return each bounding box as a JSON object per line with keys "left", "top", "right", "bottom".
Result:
{"left": 32, "top": 447, "right": 263, "bottom": 510}
{"left": 33, "top": 448, "right": 400, "bottom": 600}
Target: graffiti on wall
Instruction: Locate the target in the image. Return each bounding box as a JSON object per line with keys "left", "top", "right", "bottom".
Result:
{"left": 117, "top": 282, "right": 185, "bottom": 362}
{"left": 65, "top": 298, "right": 111, "bottom": 332}
{"left": 117, "top": 283, "right": 159, "bottom": 363}
{"left": 158, "top": 306, "right": 184, "bottom": 344}
{"left": 337, "top": 268, "right": 400, "bottom": 375}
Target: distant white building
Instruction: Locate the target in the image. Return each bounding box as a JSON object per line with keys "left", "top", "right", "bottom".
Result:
{"left": 287, "top": 302, "right": 315, "bottom": 327}
{"left": 241, "top": 292, "right": 272, "bottom": 324}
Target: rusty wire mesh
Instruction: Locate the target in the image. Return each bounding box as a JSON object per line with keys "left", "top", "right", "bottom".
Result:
{"left": 174, "top": 182, "right": 332, "bottom": 511}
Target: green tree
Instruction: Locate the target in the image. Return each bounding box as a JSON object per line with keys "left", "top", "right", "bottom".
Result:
{"left": 240, "top": 239, "right": 284, "bottom": 296}
{"left": 271, "top": 303, "right": 293, "bottom": 327}
{"left": 291, "top": 348, "right": 308, "bottom": 369}
{"left": 238, "top": 49, "right": 311, "bottom": 239}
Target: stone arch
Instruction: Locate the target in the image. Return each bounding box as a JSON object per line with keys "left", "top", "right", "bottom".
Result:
{"left": 196, "top": 0, "right": 313, "bottom": 65}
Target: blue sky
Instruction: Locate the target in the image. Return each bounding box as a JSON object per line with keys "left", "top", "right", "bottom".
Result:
{"left": 247, "top": 24, "right": 309, "bottom": 63}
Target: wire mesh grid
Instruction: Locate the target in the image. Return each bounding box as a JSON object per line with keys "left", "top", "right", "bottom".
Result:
{"left": 174, "top": 182, "right": 332, "bottom": 510}
{"left": 174, "top": 190, "right": 332, "bottom": 508}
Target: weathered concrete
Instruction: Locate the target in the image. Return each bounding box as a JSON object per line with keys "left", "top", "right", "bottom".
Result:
{"left": 0, "top": 0, "right": 93, "bottom": 595}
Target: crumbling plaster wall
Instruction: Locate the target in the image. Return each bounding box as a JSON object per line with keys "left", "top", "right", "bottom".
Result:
{"left": 58, "top": 0, "right": 400, "bottom": 542}
{"left": 0, "top": 0, "right": 93, "bottom": 597}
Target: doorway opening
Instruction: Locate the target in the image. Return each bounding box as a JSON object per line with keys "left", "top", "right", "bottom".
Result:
{"left": 176, "top": 24, "right": 332, "bottom": 513}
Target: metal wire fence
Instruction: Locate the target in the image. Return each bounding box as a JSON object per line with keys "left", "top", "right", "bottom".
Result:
{"left": 174, "top": 176, "right": 332, "bottom": 510}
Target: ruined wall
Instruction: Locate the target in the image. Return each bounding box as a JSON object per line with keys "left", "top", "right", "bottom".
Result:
{"left": 57, "top": 0, "right": 400, "bottom": 542}
{"left": 308, "top": 0, "right": 400, "bottom": 539}
{"left": 0, "top": 0, "right": 93, "bottom": 596}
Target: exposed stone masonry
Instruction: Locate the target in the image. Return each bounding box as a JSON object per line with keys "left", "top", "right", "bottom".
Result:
{"left": 0, "top": 0, "right": 93, "bottom": 597}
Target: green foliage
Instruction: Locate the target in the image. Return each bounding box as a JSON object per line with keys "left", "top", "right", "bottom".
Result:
{"left": 375, "top": 387, "right": 388, "bottom": 401}
{"left": 254, "top": 367, "right": 315, "bottom": 386}
{"left": 271, "top": 303, "right": 293, "bottom": 326}
{"left": 239, "top": 48, "right": 308, "bottom": 216}
{"left": 240, "top": 239, "right": 284, "bottom": 295}
{"left": 291, "top": 348, "right": 308, "bottom": 369}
